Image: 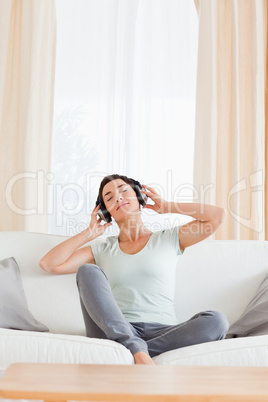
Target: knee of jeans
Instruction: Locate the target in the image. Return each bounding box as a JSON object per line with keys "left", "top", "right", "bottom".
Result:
{"left": 76, "top": 263, "right": 104, "bottom": 284}
{"left": 211, "top": 310, "right": 229, "bottom": 338}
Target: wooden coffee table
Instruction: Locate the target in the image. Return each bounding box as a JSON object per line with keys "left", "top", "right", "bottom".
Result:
{"left": 0, "top": 363, "right": 268, "bottom": 401}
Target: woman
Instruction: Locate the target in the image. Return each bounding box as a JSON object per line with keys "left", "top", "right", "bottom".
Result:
{"left": 40, "top": 174, "right": 229, "bottom": 365}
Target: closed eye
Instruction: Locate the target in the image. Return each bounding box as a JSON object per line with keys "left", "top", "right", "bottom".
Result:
{"left": 107, "top": 187, "right": 129, "bottom": 202}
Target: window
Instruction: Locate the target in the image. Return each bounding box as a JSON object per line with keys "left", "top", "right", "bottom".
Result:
{"left": 50, "top": 0, "right": 198, "bottom": 236}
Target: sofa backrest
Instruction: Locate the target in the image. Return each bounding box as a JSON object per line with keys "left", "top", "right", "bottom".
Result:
{"left": 0, "top": 231, "right": 268, "bottom": 335}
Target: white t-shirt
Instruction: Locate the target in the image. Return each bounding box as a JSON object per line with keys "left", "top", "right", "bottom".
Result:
{"left": 91, "top": 226, "right": 185, "bottom": 325}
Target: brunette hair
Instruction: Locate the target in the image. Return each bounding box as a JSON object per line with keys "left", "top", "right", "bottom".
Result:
{"left": 98, "top": 174, "right": 135, "bottom": 207}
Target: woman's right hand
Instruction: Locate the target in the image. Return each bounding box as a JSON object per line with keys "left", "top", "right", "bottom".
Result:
{"left": 86, "top": 205, "right": 112, "bottom": 239}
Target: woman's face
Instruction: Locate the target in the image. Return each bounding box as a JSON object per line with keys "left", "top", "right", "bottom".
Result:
{"left": 102, "top": 179, "right": 140, "bottom": 221}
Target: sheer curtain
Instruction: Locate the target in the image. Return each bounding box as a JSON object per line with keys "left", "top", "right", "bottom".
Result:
{"left": 0, "top": 0, "right": 56, "bottom": 233}
{"left": 193, "top": 0, "right": 267, "bottom": 240}
{"left": 50, "top": 0, "right": 198, "bottom": 236}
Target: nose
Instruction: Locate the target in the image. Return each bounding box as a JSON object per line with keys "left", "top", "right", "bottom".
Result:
{"left": 116, "top": 194, "right": 124, "bottom": 203}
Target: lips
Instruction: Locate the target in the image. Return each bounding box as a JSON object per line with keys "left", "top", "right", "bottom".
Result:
{"left": 117, "top": 202, "right": 129, "bottom": 211}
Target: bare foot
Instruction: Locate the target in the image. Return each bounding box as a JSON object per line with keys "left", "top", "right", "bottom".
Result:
{"left": 133, "top": 351, "right": 156, "bottom": 365}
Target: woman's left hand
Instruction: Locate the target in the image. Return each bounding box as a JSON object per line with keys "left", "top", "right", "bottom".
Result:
{"left": 141, "top": 184, "right": 168, "bottom": 214}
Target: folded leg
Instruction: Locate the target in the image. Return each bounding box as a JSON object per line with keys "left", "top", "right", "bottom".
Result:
{"left": 76, "top": 264, "right": 149, "bottom": 355}
{"left": 144, "top": 310, "right": 229, "bottom": 358}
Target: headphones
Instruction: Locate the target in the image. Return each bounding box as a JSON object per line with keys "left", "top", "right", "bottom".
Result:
{"left": 95, "top": 178, "right": 148, "bottom": 223}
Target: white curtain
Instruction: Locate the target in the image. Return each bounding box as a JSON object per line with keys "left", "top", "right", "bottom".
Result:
{"left": 0, "top": 0, "right": 56, "bottom": 233}
{"left": 193, "top": 0, "right": 267, "bottom": 240}
{"left": 50, "top": 0, "right": 198, "bottom": 236}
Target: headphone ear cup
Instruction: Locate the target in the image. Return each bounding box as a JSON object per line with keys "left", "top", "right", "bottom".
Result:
{"left": 130, "top": 179, "right": 148, "bottom": 206}
{"left": 102, "top": 208, "right": 112, "bottom": 223}
{"left": 140, "top": 186, "right": 148, "bottom": 205}
{"left": 97, "top": 208, "right": 108, "bottom": 222}
{"left": 95, "top": 197, "right": 112, "bottom": 223}
{"left": 137, "top": 186, "right": 148, "bottom": 206}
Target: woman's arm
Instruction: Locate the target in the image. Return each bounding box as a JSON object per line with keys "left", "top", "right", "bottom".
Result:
{"left": 39, "top": 205, "right": 112, "bottom": 273}
{"left": 141, "top": 184, "right": 227, "bottom": 250}
{"left": 39, "top": 229, "right": 97, "bottom": 273}
{"left": 165, "top": 201, "right": 227, "bottom": 250}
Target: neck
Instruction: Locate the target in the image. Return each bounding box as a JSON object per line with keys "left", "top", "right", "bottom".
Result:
{"left": 117, "top": 216, "right": 152, "bottom": 242}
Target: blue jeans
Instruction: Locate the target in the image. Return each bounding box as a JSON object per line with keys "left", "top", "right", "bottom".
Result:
{"left": 76, "top": 264, "right": 229, "bottom": 358}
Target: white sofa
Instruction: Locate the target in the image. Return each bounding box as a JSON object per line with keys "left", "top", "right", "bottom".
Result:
{"left": 1, "top": 231, "right": 268, "bottom": 377}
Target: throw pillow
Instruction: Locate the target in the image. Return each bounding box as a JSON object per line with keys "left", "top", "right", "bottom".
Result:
{"left": 0, "top": 257, "right": 49, "bottom": 331}
{"left": 226, "top": 273, "right": 268, "bottom": 338}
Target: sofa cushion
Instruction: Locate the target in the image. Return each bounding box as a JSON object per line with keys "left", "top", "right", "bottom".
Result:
{"left": 226, "top": 273, "right": 268, "bottom": 338}
{"left": 153, "top": 335, "right": 268, "bottom": 366}
{"left": 0, "top": 257, "right": 49, "bottom": 332}
{"left": 0, "top": 328, "right": 133, "bottom": 371}
{"left": 1, "top": 328, "right": 267, "bottom": 370}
